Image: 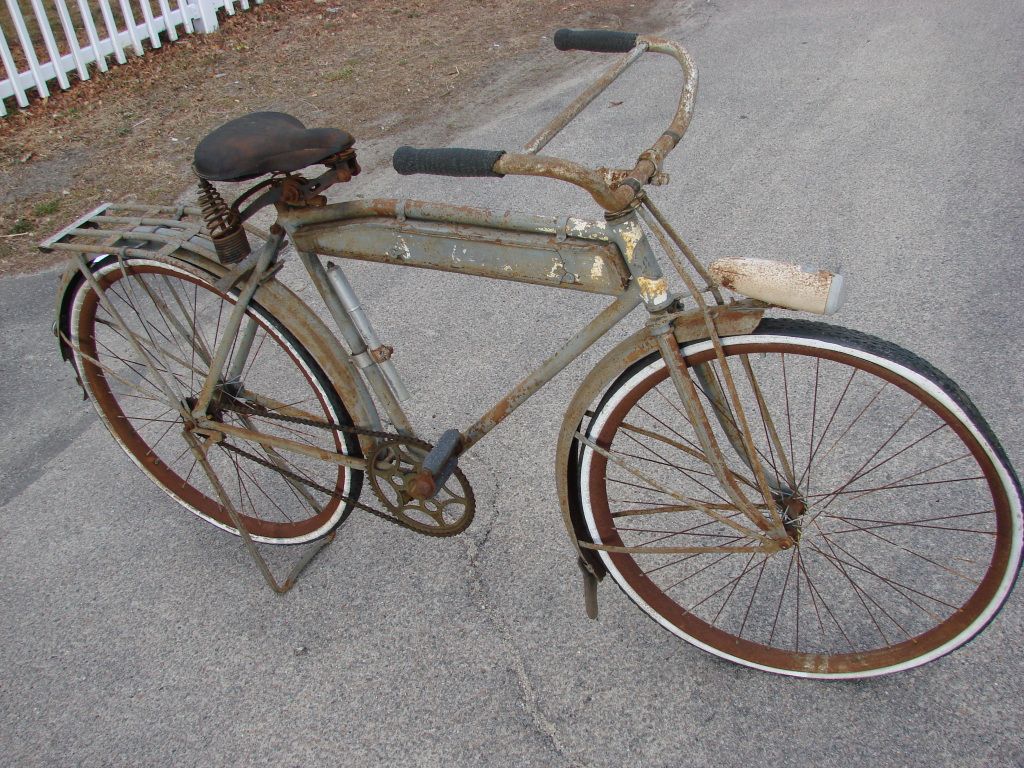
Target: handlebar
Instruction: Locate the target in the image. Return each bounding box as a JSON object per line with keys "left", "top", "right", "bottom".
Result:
{"left": 393, "top": 147, "right": 506, "bottom": 178}
{"left": 553, "top": 28, "right": 638, "bottom": 53}
{"left": 391, "top": 29, "right": 698, "bottom": 213}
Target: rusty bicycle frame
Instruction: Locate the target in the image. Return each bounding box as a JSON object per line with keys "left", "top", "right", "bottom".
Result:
{"left": 48, "top": 34, "right": 798, "bottom": 596}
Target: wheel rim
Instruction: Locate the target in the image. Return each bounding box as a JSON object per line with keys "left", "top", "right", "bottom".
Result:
{"left": 581, "top": 335, "right": 1018, "bottom": 676}
{"left": 73, "top": 259, "right": 358, "bottom": 542}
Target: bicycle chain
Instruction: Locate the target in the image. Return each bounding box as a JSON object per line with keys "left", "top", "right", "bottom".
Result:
{"left": 217, "top": 401, "right": 473, "bottom": 536}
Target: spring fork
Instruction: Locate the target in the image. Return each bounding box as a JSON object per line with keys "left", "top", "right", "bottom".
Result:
{"left": 638, "top": 199, "right": 789, "bottom": 538}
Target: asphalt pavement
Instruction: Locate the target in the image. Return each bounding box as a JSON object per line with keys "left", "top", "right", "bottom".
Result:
{"left": 2, "top": 1, "right": 1023, "bottom": 765}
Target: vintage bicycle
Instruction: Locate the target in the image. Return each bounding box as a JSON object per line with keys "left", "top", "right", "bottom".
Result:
{"left": 43, "top": 29, "right": 1022, "bottom": 678}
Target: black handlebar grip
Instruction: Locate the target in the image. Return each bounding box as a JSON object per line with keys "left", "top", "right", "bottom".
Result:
{"left": 553, "top": 28, "right": 639, "bottom": 53}
{"left": 392, "top": 147, "right": 506, "bottom": 178}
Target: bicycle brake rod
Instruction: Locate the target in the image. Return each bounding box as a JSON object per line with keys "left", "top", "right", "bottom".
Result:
{"left": 191, "top": 422, "right": 367, "bottom": 471}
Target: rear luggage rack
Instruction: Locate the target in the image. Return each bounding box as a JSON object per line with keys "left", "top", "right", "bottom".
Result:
{"left": 38, "top": 202, "right": 271, "bottom": 261}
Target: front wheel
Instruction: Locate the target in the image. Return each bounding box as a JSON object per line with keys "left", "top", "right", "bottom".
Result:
{"left": 575, "top": 319, "right": 1022, "bottom": 678}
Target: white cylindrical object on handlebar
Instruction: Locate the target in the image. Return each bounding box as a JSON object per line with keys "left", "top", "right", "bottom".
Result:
{"left": 708, "top": 257, "right": 847, "bottom": 315}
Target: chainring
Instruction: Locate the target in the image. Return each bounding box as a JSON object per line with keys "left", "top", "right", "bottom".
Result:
{"left": 366, "top": 436, "right": 475, "bottom": 536}
{"left": 219, "top": 397, "right": 474, "bottom": 537}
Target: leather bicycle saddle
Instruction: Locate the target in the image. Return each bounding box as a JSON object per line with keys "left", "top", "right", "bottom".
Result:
{"left": 193, "top": 111, "right": 354, "bottom": 182}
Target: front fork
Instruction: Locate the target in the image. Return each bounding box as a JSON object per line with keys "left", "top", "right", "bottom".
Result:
{"left": 607, "top": 211, "right": 795, "bottom": 548}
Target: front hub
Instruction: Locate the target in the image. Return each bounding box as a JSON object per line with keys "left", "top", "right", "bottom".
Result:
{"left": 780, "top": 493, "right": 807, "bottom": 542}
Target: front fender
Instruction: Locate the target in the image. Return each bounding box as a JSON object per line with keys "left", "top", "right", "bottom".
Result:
{"left": 555, "top": 301, "right": 765, "bottom": 578}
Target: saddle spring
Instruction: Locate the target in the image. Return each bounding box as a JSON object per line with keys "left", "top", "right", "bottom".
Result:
{"left": 197, "top": 177, "right": 251, "bottom": 264}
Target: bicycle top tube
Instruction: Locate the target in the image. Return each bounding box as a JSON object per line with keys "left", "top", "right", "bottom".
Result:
{"left": 391, "top": 29, "right": 698, "bottom": 215}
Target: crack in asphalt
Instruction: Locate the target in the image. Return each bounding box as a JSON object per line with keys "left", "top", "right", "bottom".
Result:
{"left": 460, "top": 467, "right": 585, "bottom": 768}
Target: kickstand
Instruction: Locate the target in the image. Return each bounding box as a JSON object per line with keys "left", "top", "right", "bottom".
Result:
{"left": 184, "top": 429, "right": 334, "bottom": 594}
{"left": 578, "top": 557, "right": 599, "bottom": 619}
{"left": 235, "top": 523, "right": 336, "bottom": 595}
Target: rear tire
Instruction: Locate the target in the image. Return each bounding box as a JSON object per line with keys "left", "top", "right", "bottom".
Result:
{"left": 67, "top": 252, "right": 363, "bottom": 544}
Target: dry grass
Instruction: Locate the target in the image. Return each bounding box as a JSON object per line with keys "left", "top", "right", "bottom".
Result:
{"left": 0, "top": 0, "right": 654, "bottom": 275}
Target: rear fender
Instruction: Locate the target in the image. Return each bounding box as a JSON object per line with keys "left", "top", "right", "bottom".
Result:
{"left": 53, "top": 239, "right": 381, "bottom": 452}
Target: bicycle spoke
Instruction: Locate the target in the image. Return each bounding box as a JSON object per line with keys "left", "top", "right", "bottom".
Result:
{"left": 74, "top": 336, "right": 179, "bottom": 408}
{"left": 797, "top": 366, "right": 857, "bottom": 490}
{"left": 711, "top": 551, "right": 758, "bottom": 625}
{"left": 804, "top": 536, "right": 893, "bottom": 646}
{"left": 615, "top": 428, "right": 738, "bottom": 506}
{"left": 740, "top": 354, "right": 798, "bottom": 489}
{"left": 804, "top": 356, "right": 820, "bottom": 499}
{"left": 821, "top": 513, "right": 985, "bottom": 582}
{"left": 97, "top": 315, "right": 210, "bottom": 381}
{"left": 768, "top": 549, "right": 796, "bottom": 645}
{"left": 816, "top": 532, "right": 955, "bottom": 616}
{"left": 240, "top": 328, "right": 271, "bottom": 381}
{"left": 814, "top": 381, "right": 888, "bottom": 466}
{"left": 804, "top": 474, "right": 986, "bottom": 501}
{"left": 664, "top": 551, "right": 735, "bottom": 594}
{"left": 227, "top": 449, "right": 298, "bottom": 524}
{"left": 797, "top": 550, "right": 856, "bottom": 652}
{"left": 75, "top": 261, "right": 356, "bottom": 542}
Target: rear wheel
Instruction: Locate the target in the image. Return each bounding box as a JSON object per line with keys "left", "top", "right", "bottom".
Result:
{"left": 67, "top": 253, "right": 363, "bottom": 544}
{"left": 576, "top": 319, "right": 1022, "bottom": 678}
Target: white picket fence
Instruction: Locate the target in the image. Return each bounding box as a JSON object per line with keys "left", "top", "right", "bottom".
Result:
{"left": 0, "top": 0, "right": 262, "bottom": 115}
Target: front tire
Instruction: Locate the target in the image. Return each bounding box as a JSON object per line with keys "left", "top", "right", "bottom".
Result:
{"left": 576, "top": 319, "right": 1022, "bottom": 678}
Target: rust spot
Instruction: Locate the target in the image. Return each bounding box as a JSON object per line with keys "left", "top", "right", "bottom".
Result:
{"left": 490, "top": 397, "right": 512, "bottom": 425}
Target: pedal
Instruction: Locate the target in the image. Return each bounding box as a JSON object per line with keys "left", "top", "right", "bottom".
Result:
{"left": 407, "top": 429, "right": 462, "bottom": 500}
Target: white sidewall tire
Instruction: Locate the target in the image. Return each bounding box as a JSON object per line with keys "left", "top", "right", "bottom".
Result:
{"left": 579, "top": 332, "right": 1023, "bottom": 679}
{"left": 69, "top": 257, "right": 357, "bottom": 545}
